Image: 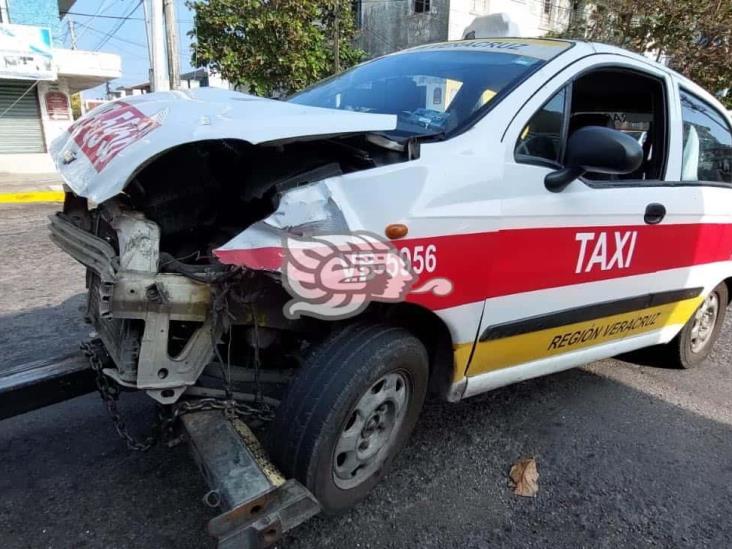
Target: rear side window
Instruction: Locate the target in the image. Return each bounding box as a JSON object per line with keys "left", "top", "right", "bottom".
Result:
{"left": 515, "top": 87, "right": 567, "bottom": 165}
{"left": 680, "top": 91, "right": 732, "bottom": 183}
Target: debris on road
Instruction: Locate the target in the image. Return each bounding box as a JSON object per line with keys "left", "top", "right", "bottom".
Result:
{"left": 509, "top": 457, "right": 539, "bottom": 498}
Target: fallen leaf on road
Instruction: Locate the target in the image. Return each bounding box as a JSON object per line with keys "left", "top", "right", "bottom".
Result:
{"left": 509, "top": 457, "right": 539, "bottom": 497}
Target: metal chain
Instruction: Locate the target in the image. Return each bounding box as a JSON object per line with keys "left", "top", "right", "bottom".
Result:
{"left": 168, "top": 397, "right": 275, "bottom": 423}
{"left": 81, "top": 339, "right": 275, "bottom": 452}
{"left": 82, "top": 340, "right": 159, "bottom": 451}
{"left": 250, "top": 303, "right": 265, "bottom": 406}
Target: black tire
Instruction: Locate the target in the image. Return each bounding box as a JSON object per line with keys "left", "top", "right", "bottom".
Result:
{"left": 267, "top": 323, "right": 428, "bottom": 514}
{"left": 666, "top": 282, "right": 728, "bottom": 369}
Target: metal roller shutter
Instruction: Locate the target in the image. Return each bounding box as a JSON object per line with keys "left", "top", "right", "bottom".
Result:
{"left": 0, "top": 80, "right": 45, "bottom": 153}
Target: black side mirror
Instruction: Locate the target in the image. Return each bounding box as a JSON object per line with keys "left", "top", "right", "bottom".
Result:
{"left": 545, "top": 126, "right": 644, "bottom": 192}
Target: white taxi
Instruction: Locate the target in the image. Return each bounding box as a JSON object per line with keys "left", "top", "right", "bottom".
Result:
{"left": 50, "top": 38, "right": 732, "bottom": 514}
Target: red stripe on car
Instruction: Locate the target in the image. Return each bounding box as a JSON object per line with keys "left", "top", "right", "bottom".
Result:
{"left": 215, "top": 223, "right": 732, "bottom": 311}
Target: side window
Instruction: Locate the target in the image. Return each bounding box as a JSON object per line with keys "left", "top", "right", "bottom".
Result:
{"left": 680, "top": 91, "right": 732, "bottom": 183}
{"left": 568, "top": 69, "right": 667, "bottom": 181}
{"left": 514, "top": 68, "right": 668, "bottom": 181}
{"left": 515, "top": 87, "right": 567, "bottom": 165}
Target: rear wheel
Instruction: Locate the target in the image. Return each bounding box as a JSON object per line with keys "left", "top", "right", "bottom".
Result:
{"left": 667, "top": 282, "right": 728, "bottom": 369}
{"left": 267, "top": 323, "right": 428, "bottom": 514}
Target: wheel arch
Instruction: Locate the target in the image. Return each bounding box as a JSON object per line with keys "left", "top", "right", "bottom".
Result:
{"left": 369, "top": 302, "right": 457, "bottom": 400}
{"left": 722, "top": 277, "right": 732, "bottom": 305}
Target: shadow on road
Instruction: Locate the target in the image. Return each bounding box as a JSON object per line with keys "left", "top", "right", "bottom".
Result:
{"left": 1, "top": 360, "right": 731, "bottom": 548}
{"left": 0, "top": 293, "right": 88, "bottom": 371}
{"left": 615, "top": 345, "right": 677, "bottom": 369}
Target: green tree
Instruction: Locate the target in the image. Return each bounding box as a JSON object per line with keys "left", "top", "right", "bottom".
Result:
{"left": 187, "top": 0, "right": 364, "bottom": 97}
{"left": 70, "top": 93, "right": 83, "bottom": 120}
{"left": 559, "top": 0, "right": 732, "bottom": 107}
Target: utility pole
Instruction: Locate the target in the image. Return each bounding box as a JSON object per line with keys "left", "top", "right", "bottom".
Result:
{"left": 163, "top": 0, "right": 181, "bottom": 90}
{"left": 68, "top": 19, "right": 77, "bottom": 49}
{"left": 149, "top": 0, "right": 169, "bottom": 91}
{"left": 333, "top": 1, "right": 340, "bottom": 73}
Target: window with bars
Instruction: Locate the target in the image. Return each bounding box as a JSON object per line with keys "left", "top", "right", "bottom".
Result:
{"left": 415, "top": 0, "right": 431, "bottom": 14}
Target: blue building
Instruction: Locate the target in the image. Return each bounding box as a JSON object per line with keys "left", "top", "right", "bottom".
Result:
{"left": 0, "top": 0, "right": 121, "bottom": 172}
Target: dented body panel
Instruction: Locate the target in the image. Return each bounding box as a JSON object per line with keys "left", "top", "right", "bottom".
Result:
{"left": 49, "top": 39, "right": 732, "bottom": 406}
{"left": 50, "top": 87, "right": 397, "bottom": 204}
{"left": 41, "top": 39, "right": 732, "bottom": 546}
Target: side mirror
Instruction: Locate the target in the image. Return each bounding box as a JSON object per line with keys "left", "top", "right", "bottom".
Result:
{"left": 545, "top": 126, "right": 644, "bottom": 192}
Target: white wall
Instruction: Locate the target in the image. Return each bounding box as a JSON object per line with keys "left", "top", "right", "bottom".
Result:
{"left": 448, "top": 0, "right": 493, "bottom": 40}
{"left": 207, "top": 72, "right": 232, "bottom": 90}
{"left": 449, "top": 0, "right": 571, "bottom": 40}
{"left": 37, "top": 78, "right": 73, "bottom": 151}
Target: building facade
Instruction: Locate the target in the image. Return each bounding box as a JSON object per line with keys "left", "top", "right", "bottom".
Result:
{"left": 356, "top": 0, "right": 572, "bottom": 58}
{"left": 105, "top": 68, "right": 232, "bottom": 103}
{"left": 0, "top": 0, "right": 121, "bottom": 173}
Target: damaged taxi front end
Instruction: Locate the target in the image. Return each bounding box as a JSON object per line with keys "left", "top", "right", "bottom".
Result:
{"left": 49, "top": 202, "right": 217, "bottom": 404}
{"left": 48, "top": 87, "right": 406, "bottom": 405}
{"left": 47, "top": 39, "right": 601, "bottom": 542}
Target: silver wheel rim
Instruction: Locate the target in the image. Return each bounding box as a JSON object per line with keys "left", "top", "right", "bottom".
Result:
{"left": 332, "top": 372, "right": 410, "bottom": 490}
{"left": 690, "top": 291, "right": 720, "bottom": 353}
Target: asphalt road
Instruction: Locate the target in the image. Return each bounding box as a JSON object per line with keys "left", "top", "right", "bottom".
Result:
{"left": 1, "top": 204, "right": 731, "bottom": 548}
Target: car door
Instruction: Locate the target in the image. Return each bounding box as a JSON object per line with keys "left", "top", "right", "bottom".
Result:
{"left": 462, "top": 55, "right": 708, "bottom": 395}
{"left": 647, "top": 83, "right": 732, "bottom": 311}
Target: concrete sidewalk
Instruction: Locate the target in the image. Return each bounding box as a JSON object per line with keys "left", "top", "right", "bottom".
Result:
{"left": 0, "top": 172, "right": 65, "bottom": 203}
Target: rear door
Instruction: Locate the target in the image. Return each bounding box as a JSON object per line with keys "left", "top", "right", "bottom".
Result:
{"left": 651, "top": 85, "right": 732, "bottom": 313}
{"left": 463, "top": 55, "right": 707, "bottom": 392}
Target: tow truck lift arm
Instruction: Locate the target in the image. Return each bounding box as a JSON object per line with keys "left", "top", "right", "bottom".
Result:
{"left": 183, "top": 411, "right": 320, "bottom": 548}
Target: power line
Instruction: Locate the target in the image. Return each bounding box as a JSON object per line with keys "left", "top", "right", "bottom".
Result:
{"left": 61, "top": 9, "right": 141, "bottom": 21}
{"left": 94, "top": 0, "right": 144, "bottom": 51}
{"left": 61, "top": 10, "right": 193, "bottom": 23}
{"left": 75, "top": 21, "right": 148, "bottom": 48}
{"left": 74, "top": 0, "right": 114, "bottom": 42}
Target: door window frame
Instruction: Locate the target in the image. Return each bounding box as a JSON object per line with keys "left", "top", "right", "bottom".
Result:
{"left": 678, "top": 85, "right": 732, "bottom": 187}
{"left": 502, "top": 56, "right": 676, "bottom": 188}
{"left": 513, "top": 82, "right": 573, "bottom": 170}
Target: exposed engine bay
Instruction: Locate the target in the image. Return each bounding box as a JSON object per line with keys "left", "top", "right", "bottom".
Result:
{"left": 50, "top": 133, "right": 415, "bottom": 405}
{"left": 126, "top": 135, "right": 413, "bottom": 262}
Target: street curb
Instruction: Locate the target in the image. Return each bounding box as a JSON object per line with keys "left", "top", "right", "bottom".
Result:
{"left": 0, "top": 190, "right": 65, "bottom": 204}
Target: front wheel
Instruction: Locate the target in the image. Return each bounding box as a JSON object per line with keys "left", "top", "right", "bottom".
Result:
{"left": 667, "top": 282, "right": 728, "bottom": 369}
{"left": 267, "top": 323, "right": 428, "bottom": 514}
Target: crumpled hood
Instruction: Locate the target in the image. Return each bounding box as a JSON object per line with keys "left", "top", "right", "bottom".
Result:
{"left": 50, "top": 87, "right": 397, "bottom": 203}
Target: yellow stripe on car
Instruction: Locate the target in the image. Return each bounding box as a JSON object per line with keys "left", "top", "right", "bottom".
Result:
{"left": 454, "top": 296, "right": 702, "bottom": 378}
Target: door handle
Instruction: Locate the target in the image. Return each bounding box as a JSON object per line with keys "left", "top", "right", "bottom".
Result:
{"left": 644, "top": 203, "right": 666, "bottom": 225}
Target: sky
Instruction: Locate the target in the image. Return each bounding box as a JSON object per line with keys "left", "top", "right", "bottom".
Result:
{"left": 59, "top": 0, "right": 197, "bottom": 99}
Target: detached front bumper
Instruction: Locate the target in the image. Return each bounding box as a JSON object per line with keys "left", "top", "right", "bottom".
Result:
{"left": 49, "top": 211, "right": 215, "bottom": 404}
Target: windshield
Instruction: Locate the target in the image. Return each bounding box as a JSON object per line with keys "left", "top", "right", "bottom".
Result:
{"left": 290, "top": 41, "right": 570, "bottom": 138}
